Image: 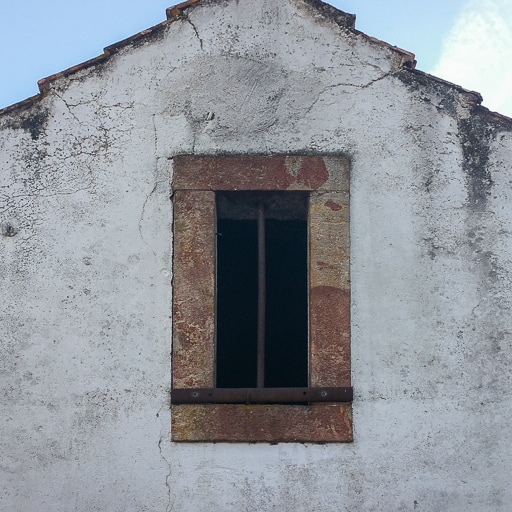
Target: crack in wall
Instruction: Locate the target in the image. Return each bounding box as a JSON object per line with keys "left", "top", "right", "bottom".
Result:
{"left": 303, "top": 70, "right": 395, "bottom": 116}
{"left": 54, "top": 92, "right": 83, "bottom": 126}
{"left": 138, "top": 179, "right": 166, "bottom": 258}
{"left": 157, "top": 403, "right": 173, "bottom": 512}
{"left": 53, "top": 92, "right": 135, "bottom": 164}
{"left": 137, "top": 115, "right": 166, "bottom": 256}
{"left": 184, "top": 17, "right": 204, "bottom": 50}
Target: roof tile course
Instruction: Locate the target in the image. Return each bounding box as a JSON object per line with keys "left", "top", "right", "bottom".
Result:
{"left": 0, "top": 0, "right": 510, "bottom": 126}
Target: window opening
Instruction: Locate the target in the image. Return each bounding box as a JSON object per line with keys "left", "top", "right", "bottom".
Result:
{"left": 170, "top": 155, "right": 353, "bottom": 442}
{"left": 215, "top": 191, "right": 308, "bottom": 389}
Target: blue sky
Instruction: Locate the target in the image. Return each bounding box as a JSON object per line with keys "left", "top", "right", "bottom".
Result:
{"left": 1, "top": 0, "right": 511, "bottom": 116}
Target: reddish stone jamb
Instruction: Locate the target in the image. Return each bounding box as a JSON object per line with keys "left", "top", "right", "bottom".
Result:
{"left": 172, "top": 190, "right": 216, "bottom": 389}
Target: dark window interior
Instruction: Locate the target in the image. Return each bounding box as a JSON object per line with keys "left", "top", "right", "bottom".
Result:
{"left": 216, "top": 192, "right": 308, "bottom": 388}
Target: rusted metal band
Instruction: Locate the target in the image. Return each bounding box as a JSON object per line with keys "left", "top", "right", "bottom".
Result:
{"left": 171, "top": 387, "right": 353, "bottom": 404}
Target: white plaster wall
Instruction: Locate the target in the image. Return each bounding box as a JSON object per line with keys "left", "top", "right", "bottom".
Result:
{"left": 1, "top": 0, "right": 511, "bottom": 510}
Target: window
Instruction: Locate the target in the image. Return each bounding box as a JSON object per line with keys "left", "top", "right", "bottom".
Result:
{"left": 171, "top": 156, "right": 352, "bottom": 442}
{"left": 215, "top": 191, "right": 308, "bottom": 389}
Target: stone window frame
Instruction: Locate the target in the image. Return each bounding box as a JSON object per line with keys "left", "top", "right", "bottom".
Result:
{"left": 171, "top": 155, "right": 352, "bottom": 442}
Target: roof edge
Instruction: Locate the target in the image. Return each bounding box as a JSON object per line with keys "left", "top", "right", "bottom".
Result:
{"left": 403, "top": 68, "right": 512, "bottom": 127}
{"left": 0, "top": 92, "right": 45, "bottom": 116}
{"left": 301, "top": 0, "right": 356, "bottom": 30}
{"left": 0, "top": 0, "right": 204, "bottom": 116}
{"left": 300, "top": 0, "right": 415, "bottom": 69}
{"left": 0, "top": 0, "right": 428, "bottom": 117}
{"left": 166, "top": 0, "right": 202, "bottom": 19}
{"left": 408, "top": 68, "right": 483, "bottom": 104}
{"left": 0, "top": 0, "right": 510, "bottom": 128}
{"left": 37, "top": 53, "right": 111, "bottom": 94}
{"left": 0, "top": 17, "right": 173, "bottom": 117}
{"left": 358, "top": 33, "right": 416, "bottom": 69}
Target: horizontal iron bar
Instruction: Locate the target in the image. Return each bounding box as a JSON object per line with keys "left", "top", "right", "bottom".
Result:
{"left": 171, "top": 387, "right": 353, "bottom": 404}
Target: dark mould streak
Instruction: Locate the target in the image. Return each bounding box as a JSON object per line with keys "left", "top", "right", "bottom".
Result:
{"left": 1, "top": 109, "right": 49, "bottom": 140}
{"left": 459, "top": 114, "right": 495, "bottom": 212}
{"left": 20, "top": 111, "right": 49, "bottom": 140}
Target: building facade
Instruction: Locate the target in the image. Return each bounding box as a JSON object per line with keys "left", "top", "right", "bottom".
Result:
{"left": 1, "top": 0, "right": 511, "bottom": 510}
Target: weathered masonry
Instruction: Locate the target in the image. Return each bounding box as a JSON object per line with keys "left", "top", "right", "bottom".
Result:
{"left": 171, "top": 155, "right": 352, "bottom": 442}
{"left": 1, "top": 0, "right": 512, "bottom": 510}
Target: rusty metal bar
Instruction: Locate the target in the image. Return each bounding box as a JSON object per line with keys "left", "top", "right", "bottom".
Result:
{"left": 257, "top": 202, "right": 266, "bottom": 388}
{"left": 171, "top": 387, "right": 353, "bottom": 404}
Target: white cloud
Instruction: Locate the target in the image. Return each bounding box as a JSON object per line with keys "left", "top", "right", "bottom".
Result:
{"left": 432, "top": 0, "right": 512, "bottom": 117}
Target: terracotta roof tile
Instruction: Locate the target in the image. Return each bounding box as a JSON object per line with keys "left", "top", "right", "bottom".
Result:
{"left": 166, "top": 0, "right": 201, "bottom": 19}
{"left": 359, "top": 34, "right": 416, "bottom": 69}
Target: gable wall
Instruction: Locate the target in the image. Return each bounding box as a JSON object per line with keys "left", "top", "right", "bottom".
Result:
{"left": 1, "top": 1, "right": 511, "bottom": 510}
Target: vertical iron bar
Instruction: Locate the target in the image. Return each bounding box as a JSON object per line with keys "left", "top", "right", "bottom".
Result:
{"left": 257, "top": 202, "right": 266, "bottom": 388}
